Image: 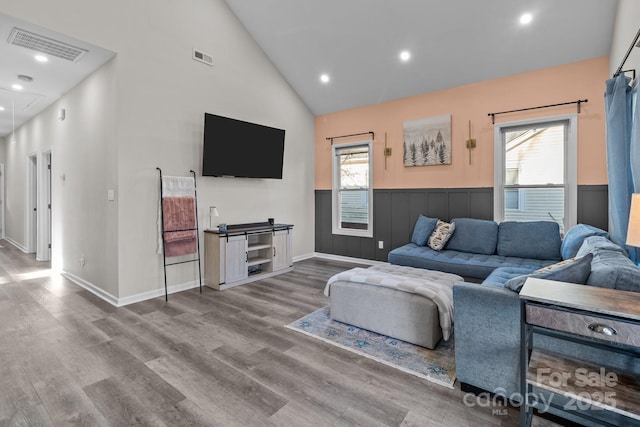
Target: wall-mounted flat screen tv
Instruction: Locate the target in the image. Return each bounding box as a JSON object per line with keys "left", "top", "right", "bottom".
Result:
{"left": 202, "top": 113, "right": 285, "bottom": 179}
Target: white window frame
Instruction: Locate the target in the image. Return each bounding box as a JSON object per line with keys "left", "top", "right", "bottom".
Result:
{"left": 493, "top": 114, "right": 577, "bottom": 230}
{"left": 332, "top": 140, "right": 373, "bottom": 238}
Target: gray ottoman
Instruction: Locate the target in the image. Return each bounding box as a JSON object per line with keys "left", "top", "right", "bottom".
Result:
{"left": 329, "top": 280, "right": 442, "bottom": 349}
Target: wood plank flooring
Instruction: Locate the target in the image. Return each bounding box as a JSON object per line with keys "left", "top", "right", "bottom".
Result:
{"left": 0, "top": 242, "right": 558, "bottom": 426}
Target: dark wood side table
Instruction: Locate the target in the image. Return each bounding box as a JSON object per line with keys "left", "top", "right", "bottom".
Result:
{"left": 519, "top": 278, "right": 640, "bottom": 426}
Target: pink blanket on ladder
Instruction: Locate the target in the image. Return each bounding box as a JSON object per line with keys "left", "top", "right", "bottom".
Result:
{"left": 162, "top": 196, "right": 197, "bottom": 257}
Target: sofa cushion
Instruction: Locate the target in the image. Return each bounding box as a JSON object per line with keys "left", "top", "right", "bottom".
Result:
{"left": 388, "top": 243, "right": 555, "bottom": 280}
{"left": 411, "top": 214, "right": 438, "bottom": 246}
{"left": 586, "top": 248, "right": 640, "bottom": 292}
{"left": 561, "top": 224, "right": 609, "bottom": 260}
{"left": 504, "top": 253, "right": 593, "bottom": 293}
{"left": 428, "top": 220, "right": 455, "bottom": 251}
{"left": 482, "top": 266, "right": 537, "bottom": 289}
{"left": 497, "top": 221, "right": 561, "bottom": 261}
{"left": 576, "top": 235, "right": 627, "bottom": 258}
{"left": 445, "top": 218, "right": 498, "bottom": 255}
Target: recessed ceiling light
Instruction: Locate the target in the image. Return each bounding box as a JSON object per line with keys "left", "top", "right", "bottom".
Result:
{"left": 35, "top": 54, "right": 48, "bottom": 63}
{"left": 520, "top": 13, "right": 533, "bottom": 25}
{"left": 0, "top": 106, "right": 4, "bottom": 111}
{"left": 399, "top": 50, "right": 411, "bottom": 62}
{"left": 320, "top": 73, "right": 330, "bottom": 84}
{"left": 12, "top": 84, "right": 23, "bottom": 91}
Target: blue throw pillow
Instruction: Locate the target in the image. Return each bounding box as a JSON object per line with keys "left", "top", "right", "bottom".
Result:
{"left": 561, "top": 224, "right": 609, "bottom": 260}
{"left": 445, "top": 218, "right": 498, "bottom": 255}
{"left": 505, "top": 253, "right": 593, "bottom": 293}
{"left": 411, "top": 215, "right": 438, "bottom": 246}
{"left": 497, "top": 221, "right": 562, "bottom": 261}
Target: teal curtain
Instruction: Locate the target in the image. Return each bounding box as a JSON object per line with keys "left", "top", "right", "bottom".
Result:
{"left": 604, "top": 74, "right": 637, "bottom": 262}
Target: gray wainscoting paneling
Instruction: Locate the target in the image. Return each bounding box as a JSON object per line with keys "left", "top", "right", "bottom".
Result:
{"left": 315, "top": 185, "right": 609, "bottom": 262}
{"left": 577, "top": 185, "right": 608, "bottom": 231}
{"left": 374, "top": 188, "right": 493, "bottom": 261}
{"left": 316, "top": 188, "right": 493, "bottom": 262}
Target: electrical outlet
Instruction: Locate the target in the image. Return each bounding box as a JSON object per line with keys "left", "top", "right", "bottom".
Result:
{"left": 378, "top": 241, "right": 384, "bottom": 249}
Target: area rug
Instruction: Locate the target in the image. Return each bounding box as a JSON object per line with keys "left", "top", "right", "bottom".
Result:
{"left": 285, "top": 306, "right": 455, "bottom": 389}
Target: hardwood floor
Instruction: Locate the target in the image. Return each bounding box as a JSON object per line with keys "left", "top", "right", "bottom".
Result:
{"left": 0, "top": 242, "right": 558, "bottom": 426}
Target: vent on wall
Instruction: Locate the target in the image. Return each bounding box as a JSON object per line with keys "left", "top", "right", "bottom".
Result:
{"left": 7, "top": 27, "right": 88, "bottom": 62}
{"left": 193, "top": 48, "right": 213, "bottom": 66}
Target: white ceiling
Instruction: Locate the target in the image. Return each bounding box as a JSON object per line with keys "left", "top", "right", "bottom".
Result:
{"left": 224, "top": 0, "right": 619, "bottom": 115}
{"left": 0, "top": 13, "right": 115, "bottom": 137}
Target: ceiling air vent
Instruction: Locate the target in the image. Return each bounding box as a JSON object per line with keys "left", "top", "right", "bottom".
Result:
{"left": 7, "top": 27, "right": 88, "bottom": 62}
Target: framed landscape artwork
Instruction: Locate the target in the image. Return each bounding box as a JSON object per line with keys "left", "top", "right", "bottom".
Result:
{"left": 403, "top": 114, "right": 451, "bottom": 166}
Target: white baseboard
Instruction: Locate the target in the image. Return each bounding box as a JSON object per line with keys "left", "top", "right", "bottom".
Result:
{"left": 61, "top": 270, "right": 200, "bottom": 307}
{"left": 61, "top": 271, "right": 119, "bottom": 306}
{"left": 292, "top": 252, "right": 316, "bottom": 262}
{"left": 4, "top": 237, "right": 28, "bottom": 253}
{"left": 312, "top": 252, "right": 386, "bottom": 266}
{"left": 60, "top": 252, "right": 381, "bottom": 308}
{"left": 117, "top": 280, "right": 200, "bottom": 306}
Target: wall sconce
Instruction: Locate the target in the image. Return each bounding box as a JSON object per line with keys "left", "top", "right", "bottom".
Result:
{"left": 466, "top": 120, "right": 476, "bottom": 165}
{"left": 58, "top": 108, "right": 66, "bottom": 121}
{"left": 384, "top": 132, "right": 392, "bottom": 170}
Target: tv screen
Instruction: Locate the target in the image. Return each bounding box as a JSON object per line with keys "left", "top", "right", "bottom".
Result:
{"left": 202, "top": 113, "right": 285, "bottom": 179}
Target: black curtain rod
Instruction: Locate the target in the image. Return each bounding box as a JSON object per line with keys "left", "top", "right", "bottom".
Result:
{"left": 488, "top": 99, "right": 588, "bottom": 124}
{"left": 614, "top": 26, "right": 640, "bottom": 78}
{"left": 326, "top": 131, "right": 374, "bottom": 144}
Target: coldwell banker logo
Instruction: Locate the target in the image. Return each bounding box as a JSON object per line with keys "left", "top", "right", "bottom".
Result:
{"left": 463, "top": 367, "right": 619, "bottom": 416}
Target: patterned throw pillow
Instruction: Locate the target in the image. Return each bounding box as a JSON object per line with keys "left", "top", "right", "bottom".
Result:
{"left": 428, "top": 220, "right": 455, "bottom": 251}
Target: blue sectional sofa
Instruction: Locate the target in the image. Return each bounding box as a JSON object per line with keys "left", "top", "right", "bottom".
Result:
{"left": 388, "top": 217, "right": 563, "bottom": 280}
{"left": 389, "top": 217, "right": 640, "bottom": 426}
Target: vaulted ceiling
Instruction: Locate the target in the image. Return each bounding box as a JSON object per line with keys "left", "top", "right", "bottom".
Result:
{"left": 224, "top": 0, "right": 618, "bottom": 115}
{"left": 0, "top": 2, "right": 619, "bottom": 138}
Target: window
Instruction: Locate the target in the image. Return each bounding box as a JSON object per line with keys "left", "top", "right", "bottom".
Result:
{"left": 505, "top": 168, "right": 523, "bottom": 210}
{"left": 494, "top": 115, "right": 577, "bottom": 234}
{"left": 332, "top": 141, "right": 373, "bottom": 237}
{"left": 505, "top": 189, "right": 522, "bottom": 210}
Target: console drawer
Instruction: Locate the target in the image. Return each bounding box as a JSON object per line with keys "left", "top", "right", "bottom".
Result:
{"left": 526, "top": 305, "right": 640, "bottom": 347}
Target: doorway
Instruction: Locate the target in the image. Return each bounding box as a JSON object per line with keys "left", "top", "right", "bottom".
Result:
{"left": 0, "top": 164, "right": 4, "bottom": 240}
{"left": 27, "top": 154, "right": 37, "bottom": 254}
{"left": 40, "top": 151, "right": 52, "bottom": 262}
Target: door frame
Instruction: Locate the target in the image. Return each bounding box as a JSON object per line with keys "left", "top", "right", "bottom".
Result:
{"left": 27, "top": 153, "right": 37, "bottom": 254}
{"left": 0, "top": 163, "right": 4, "bottom": 240}
{"left": 38, "top": 150, "right": 52, "bottom": 262}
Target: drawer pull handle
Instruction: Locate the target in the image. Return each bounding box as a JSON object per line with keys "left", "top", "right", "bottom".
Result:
{"left": 588, "top": 323, "right": 617, "bottom": 336}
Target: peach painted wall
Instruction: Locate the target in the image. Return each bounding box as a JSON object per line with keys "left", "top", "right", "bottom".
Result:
{"left": 315, "top": 56, "right": 609, "bottom": 190}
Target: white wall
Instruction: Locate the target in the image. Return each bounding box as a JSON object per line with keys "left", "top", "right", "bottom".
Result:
{"left": 112, "top": 1, "right": 315, "bottom": 299}
{"left": 610, "top": 0, "right": 640, "bottom": 77}
{"left": 1, "top": 59, "right": 119, "bottom": 295}
{"left": 1, "top": 0, "right": 315, "bottom": 302}
{"left": 0, "top": 135, "right": 5, "bottom": 241}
